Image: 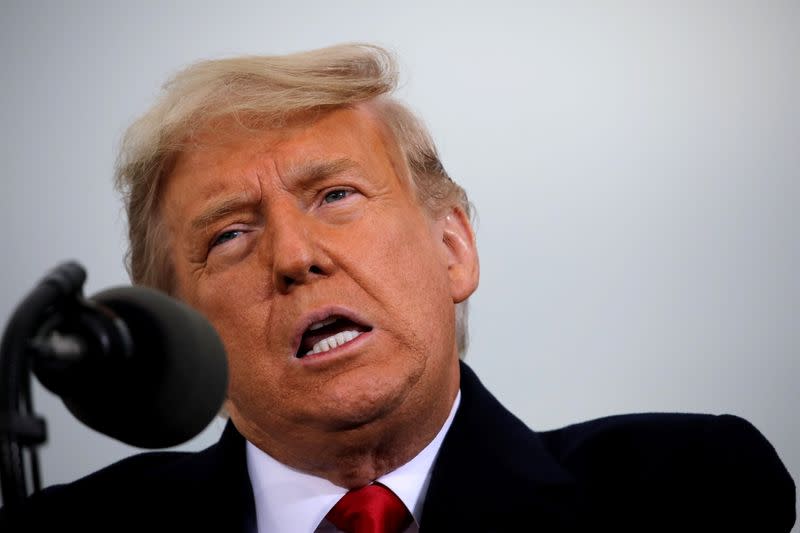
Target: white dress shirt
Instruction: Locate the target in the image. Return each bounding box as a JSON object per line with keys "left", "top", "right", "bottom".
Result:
{"left": 247, "top": 392, "right": 461, "bottom": 533}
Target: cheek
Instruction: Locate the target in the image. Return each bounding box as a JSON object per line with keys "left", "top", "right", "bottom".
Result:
{"left": 349, "top": 210, "right": 454, "bottom": 346}
{"left": 356, "top": 206, "right": 442, "bottom": 275}
{"left": 181, "top": 268, "right": 278, "bottom": 383}
{"left": 388, "top": 214, "right": 449, "bottom": 295}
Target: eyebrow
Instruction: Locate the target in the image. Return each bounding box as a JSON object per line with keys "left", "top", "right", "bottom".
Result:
{"left": 190, "top": 193, "right": 259, "bottom": 232}
{"left": 286, "top": 157, "right": 360, "bottom": 187}
{"left": 188, "top": 158, "right": 360, "bottom": 233}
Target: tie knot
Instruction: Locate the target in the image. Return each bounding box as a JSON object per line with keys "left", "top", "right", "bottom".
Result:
{"left": 326, "top": 483, "right": 412, "bottom": 533}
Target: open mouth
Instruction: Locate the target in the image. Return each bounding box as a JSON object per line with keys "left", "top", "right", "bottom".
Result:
{"left": 296, "top": 315, "right": 372, "bottom": 358}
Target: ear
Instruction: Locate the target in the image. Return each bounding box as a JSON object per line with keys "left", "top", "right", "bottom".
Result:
{"left": 439, "top": 207, "right": 479, "bottom": 303}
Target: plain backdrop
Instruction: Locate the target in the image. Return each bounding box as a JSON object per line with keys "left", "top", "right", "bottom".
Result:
{"left": 1, "top": 1, "right": 797, "bottom": 524}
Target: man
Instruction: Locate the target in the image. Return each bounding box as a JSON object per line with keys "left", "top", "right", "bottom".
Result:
{"left": 2, "top": 43, "right": 795, "bottom": 532}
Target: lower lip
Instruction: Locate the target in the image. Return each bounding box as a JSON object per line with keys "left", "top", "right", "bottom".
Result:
{"left": 295, "top": 330, "right": 373, "bottom": 366}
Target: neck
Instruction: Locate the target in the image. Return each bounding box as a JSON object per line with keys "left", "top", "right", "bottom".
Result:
{"left": 234, "top": 383, "right": 459, "bottom": 488}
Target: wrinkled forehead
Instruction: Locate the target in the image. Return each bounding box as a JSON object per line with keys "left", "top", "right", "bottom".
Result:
{"left": 159, "top": 104, "right": 422, "bottom": 222}
{"left": 166, "top": 103, "right": 414, "bottom": 193}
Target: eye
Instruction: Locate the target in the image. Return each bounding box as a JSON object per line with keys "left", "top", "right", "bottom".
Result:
{"left": 323, "top": 189, "right": 351, "bottom": 204}
{"left": 211, "top": 229, "right": 242, "bottom": 248}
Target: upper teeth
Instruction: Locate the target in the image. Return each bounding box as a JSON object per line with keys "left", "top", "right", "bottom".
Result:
{"left": 307, "top": 330, "right": 362, "bottom": 356}
{"left": 308, "top": 317, "right": 338, "bottom": 331}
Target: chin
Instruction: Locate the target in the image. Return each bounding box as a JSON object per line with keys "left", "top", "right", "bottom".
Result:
{"left": 315, "top": 371, "right": 414, "bottom": 431}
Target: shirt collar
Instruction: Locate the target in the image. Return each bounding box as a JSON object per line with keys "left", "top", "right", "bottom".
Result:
{"left": 247, "top": 391, "right": 461, "bottom": 533}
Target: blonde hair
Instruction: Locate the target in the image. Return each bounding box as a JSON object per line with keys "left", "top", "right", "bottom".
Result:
{"left": 115, "top": 43, "right": 472, "bottom": 355}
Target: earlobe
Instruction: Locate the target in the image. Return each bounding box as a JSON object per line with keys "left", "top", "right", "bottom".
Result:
{"left": 441, "top": 207, "right": 479, "bottom": 303}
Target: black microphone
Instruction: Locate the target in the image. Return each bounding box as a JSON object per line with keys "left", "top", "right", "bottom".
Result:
{"left": 30, "top": 267, "right": 228, "bottom": 449}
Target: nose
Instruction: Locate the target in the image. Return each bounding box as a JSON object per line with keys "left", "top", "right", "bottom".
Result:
{"left": 266, "top": 203, "right": 331, "bottom": 293}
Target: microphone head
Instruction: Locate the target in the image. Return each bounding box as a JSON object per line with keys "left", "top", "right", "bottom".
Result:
{"left": 60, "top": 286, "right": 228, "bottom": 448}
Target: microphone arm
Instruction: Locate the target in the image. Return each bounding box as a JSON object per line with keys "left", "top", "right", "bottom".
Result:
{"left": 0, "top": 261, "right": 228, "bottom": 507}
{"left": 0, "top": 262, "right": 87, "bottom": 507}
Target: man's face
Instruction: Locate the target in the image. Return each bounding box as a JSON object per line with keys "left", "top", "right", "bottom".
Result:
{"left": 161, "top": 106, "right": 477, "bottom": 456}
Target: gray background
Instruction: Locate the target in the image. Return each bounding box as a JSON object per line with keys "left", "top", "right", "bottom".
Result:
{"left": 1, "top": 0, "right": 797, "bottom": 524}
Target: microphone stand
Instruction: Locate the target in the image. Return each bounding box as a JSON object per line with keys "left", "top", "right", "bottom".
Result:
{"left": 0, "top": 262, "right": 87, "bottom": 507}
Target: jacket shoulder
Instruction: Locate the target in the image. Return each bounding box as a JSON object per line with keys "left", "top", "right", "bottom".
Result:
{"left": 540, "top": 413, "right": 796, "bottom": 530}
{"left": 1, "top": 448, "right": 218, "bottom": 532}
{"left": 46, "top": 447, "right": 211, "bottom": 497}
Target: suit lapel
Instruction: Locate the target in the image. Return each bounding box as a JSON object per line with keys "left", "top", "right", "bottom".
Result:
{"left": 420, "top": 362, "right": 583, "bottom": 531}
{"left": 173, "top": 421, "right": 257, "bottom": 532}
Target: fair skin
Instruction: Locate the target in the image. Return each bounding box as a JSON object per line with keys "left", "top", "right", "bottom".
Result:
{"left": 161, "top": 104, "right": 479, "bottom": 488}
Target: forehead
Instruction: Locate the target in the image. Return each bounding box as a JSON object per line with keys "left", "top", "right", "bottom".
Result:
{"left": 165, "top": 105, "right": 409, "bottom": 199}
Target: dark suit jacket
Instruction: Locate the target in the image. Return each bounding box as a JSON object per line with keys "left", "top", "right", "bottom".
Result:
{"left": 2, "top": 362, "right": 796, "bottom": 532}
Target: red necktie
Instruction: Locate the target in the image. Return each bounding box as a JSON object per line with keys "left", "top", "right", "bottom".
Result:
{"left": 326, "top": 483, "right": 412, "bottom": 533}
